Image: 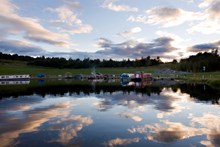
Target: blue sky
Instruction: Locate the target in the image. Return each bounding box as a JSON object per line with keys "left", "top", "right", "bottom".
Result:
{"left": 0, "top": 0, "right": 220, "bottom": 61}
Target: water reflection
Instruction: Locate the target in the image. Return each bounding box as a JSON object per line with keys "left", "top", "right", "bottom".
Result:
{"left": 128, "top": 114, "right": 220, "bottom": 146}
{"left": 0, "top": 80, "right": 220, "bottom": 146}
{"left": 0, "top": 100, "right": 72, "bottom": 146}
{"left": 103, "top": 137, "right": 140, "bottom": 147}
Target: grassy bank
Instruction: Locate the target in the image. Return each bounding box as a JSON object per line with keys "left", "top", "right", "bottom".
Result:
{"left": 1, "top": 59, "right": 220, "bottom": 89}
{"left": 178, "top": 72, "right": 220, "bottom": 89}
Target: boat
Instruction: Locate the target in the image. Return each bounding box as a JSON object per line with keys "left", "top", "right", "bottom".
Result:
{"left": 0, "top": 75, "right": 30, "bottom": 85}
{"left": 131, "top": 72, "right": 152, "bottom": 82}
{"left": 120, "top": 73, "right": 133, "bottom": 83}
{"left": 0, "top": 75, "right": 30, "bottom": 81}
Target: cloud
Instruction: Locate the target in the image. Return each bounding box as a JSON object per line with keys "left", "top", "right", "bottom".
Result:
{"left": 63, "top": 0, "right": 81, "bottom": 9}
{"left": 0, "top": 39, "right": 91, "bottom": 59}
{"left": 187, "top": 21, "right": 220, "bottom": 34}
{"left": 102, "top": 0, "right": 138, "bottom": 12}
{"left": 95, "top": 36, "right": 178, "bottom": 60}
{"left": 103, "top": 137, "right": 140, "bottom": 147}
{"left": 117, "top": 27, "right": 142, "bottom": 38}
{"left": 128, "top": 7, "right": 202, "bottom": 27}
{"left": 188, "top": 0, "right": 220, "bottom": 34}
{"left": 0, "top": 0, "right": 69, "bottom": 47}
{"left": 188, "top": 40, "right": 220, "bottom": 52}
{"left": 47, "top": 0, "right": 93, "bottom": 34}
{"left": 0, "top": 40, "right": 45, "bottom": 55}
{"left": 206, "top": 0, "right": 220, "bottom": 20}
{"left": 198, "top": 0, "right": 215, "bottom": 8}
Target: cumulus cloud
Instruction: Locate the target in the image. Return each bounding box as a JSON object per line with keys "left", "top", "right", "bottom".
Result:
{"left": 47, "top": 0, "right": 93, "bottom": 34}
{"left": 117, "top": 27, "right": 142, "bottom": 38}
{"left": 0, "top": 0, "right": 69, "bottom": 47}
{"left": 102, "top": 0, "right": 138, "bottom": 12}
{"left": 128, "top": 7, "right": 203, "bottom": 27}
{"left": 188, "top": 0, "right": 220, "bottom": 34}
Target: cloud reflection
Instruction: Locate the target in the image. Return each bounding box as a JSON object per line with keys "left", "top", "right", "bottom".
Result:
{"left": 95, "top": 88, "right": 190, "bottom": 118}
{"left": 128, "top": 120, "right": 206, "bottom": 143}
{"left": 103, "top": 137, "right": 140, "bottom": 147}
{"left": 128, "top": 113, "right": 220, "bottom": 146}
{"left": 119, "top": 112, "right": 143, "bottom": 122}
{"left": 0, "top": 101, "right": 72, "bottom": 147}
{"left": 191, "top": 114, "right": 220, "bottom": 147}
{"left": 47, "top": 115, "right": 93, "bottom": 145}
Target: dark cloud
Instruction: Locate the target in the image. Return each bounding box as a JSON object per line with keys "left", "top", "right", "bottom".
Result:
{"left": 189, "top": 40, "right": 220, "bottom": 52}
{"left": 96, "top": 37, "right": 177, "bottom": 59}
{"left": 0, "top": 39, "right": 90, "bottom": 59}
{"left": 0, "top": 37, "right": 177, "bottom": 60}
{"left": 0, "top": 40, "right": 45, "bottom": 55}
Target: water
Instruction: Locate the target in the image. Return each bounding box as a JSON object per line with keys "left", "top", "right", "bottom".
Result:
{"left": 0, "top": 80, "right": 220, "bottom": 147}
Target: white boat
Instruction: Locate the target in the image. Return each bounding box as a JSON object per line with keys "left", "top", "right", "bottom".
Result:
{"left": 0, "top": 80, "right": 30, "bottom": 85}
{"left": 0, "top": 75, "right": 30, "bottom": 81}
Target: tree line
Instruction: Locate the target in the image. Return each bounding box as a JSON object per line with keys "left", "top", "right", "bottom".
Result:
{"left": 1, "top": 49, "right": 220, "bottom": 71}
{"left": 171, "top": 49, "right": 220, "bottom": 72}
{"left": 0, "top": 52, "right": 162, "bottom": 68}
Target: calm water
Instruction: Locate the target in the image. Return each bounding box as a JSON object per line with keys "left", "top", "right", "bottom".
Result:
{"left": 0, "top": 80, "right": 220, "bottom": 147}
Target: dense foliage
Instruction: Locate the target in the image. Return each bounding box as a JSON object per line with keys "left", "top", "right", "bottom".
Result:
{"left": 0, "top": 52, "right": 162, "bottom": 68}
{"left": 172, "top": 49, "right": 220, "bottom": 72}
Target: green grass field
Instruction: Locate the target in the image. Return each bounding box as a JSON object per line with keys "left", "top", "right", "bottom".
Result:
{"left": 0, "top": 59, "right": 160, "bottom": 76}
{"left": 1, "top": 59, "right": 220, "bottom": 89}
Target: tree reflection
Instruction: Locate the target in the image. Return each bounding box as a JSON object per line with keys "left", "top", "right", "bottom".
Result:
{"left": 0, "top": 81, "right": 219, "bottom": 105}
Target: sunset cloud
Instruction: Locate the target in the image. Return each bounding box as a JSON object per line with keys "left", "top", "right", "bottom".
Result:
{"left": 47, "top": 0, "right": 93, "bottom": 34}
{"left": 102, "top": 0, "right": 138, "bottom": 12}
{"left": 0, "top": 0, "right": 69, "bottom": 47}
{"left": 117, "top": 27, "right": 142, "bottom": 38}
{"left": 128, "top": 7, "right": 203, "bottom": 27}
{"left": 188, "top": 0, "right": 220, "bottom": 34}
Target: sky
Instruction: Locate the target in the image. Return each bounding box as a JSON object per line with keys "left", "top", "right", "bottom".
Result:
{"left": 0, "top": 0, "right": 220, "bottom": 61}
